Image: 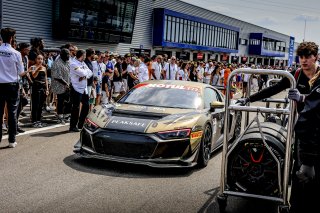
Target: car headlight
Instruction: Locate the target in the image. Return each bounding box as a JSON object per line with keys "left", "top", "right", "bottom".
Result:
{"left": 156, "top": 129, "right": 191, "bottom": 140}
{"left": 84, "top": 118, "right": 99, "bottom": 132}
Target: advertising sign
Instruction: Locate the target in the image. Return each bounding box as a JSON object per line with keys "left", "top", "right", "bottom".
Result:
{"left": 288, "top": 37, "right": 295, "bottom": 66}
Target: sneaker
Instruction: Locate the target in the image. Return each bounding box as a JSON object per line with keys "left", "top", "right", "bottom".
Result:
{"left": 32, "top": 122, "right": 43, "bottom": 128}
{"left": 69, "top": 127, "right": 80, "bottom": 132}
{"left": 20, "top": 111, "right": 27, "bottom": 117}
{"left": 39, "top": 122, "right": 46, "bottom": 127}
{"left": 17, "top": 127, "right": 25, "bottom": 133}
{"left": 45, "top": 106, "right": 51, "bottom": 112}
{"left": 2, "top": 123, "right": 8, "bottom": 131}
{"left": 8, "top": 142, "right": 17, "bottom": 148}
{"left": 57, "top": 115, "right": 65, "bottom": 125}
{"left": 63, "top": 114, "right": 71, "bottom": 123}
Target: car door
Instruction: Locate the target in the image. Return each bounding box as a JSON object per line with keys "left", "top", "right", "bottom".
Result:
{"left": 203, "top": 87, "right": 224, "bottom": 150}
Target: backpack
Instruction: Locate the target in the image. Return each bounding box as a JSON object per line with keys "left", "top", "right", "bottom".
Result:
{"left": 294, "top": 68, "right": 301, "bottom": 82}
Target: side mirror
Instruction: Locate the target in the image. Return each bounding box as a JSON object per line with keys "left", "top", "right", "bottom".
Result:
{"left": 210, "top": 101, "right": 224, "bottom": 112}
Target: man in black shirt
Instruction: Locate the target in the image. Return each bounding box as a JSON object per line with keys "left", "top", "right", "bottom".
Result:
{"left": 237, "top": 41, "right": 320, "bottom": 213}
{"left": 237, "top": 42, "right": 318, "bottom": 113}
{"left": 113, "top": 56, "right": 125, "bottom": 99}
{"left": 122, "top": 54, "right": 130, "bottom": 92}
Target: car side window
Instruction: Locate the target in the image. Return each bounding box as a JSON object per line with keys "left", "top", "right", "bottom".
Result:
{"left": 204, "top": 88, "right": 219, "bottom": 109}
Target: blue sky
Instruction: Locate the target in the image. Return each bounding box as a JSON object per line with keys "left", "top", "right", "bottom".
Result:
{"left": 181, "top": 0, "right": 320, "bottom": 44}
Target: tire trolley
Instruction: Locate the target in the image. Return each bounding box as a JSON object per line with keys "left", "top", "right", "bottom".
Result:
{"left": 217, "top": 69, "right": 297, "bottom": 213}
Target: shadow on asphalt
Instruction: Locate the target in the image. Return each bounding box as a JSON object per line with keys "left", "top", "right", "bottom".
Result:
{"left": 62, "top": 154, "right": 204, "bottom": 178}
{"left": 31, "top": 130, "right": 70, "bottom": 137}
{"left": 0, "top": 145, "right": 11, "bottom": 150}
{"left": 198, "top": 189, "right": 278, "bottom": 213}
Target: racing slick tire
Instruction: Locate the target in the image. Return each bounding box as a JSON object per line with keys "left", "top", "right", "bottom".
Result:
{"left": 226, "top": 122, "right": 286, "bottom": 196}
{"left": 197, "top": 124, "right": 212, "bottom": 168}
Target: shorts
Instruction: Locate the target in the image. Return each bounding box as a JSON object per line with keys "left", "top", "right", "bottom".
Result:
{"left": 113, "top": 81, "right": 125, "bottom": 93}
{"left": 89, "top": 98, "right": 95, "bottom": 105}
{"left": 96, "top": 83, "right": 101, "bottom": 95}
{"left": 243, "top": 82, "right": 248, "bottom": 87}
{"left": 237, "top": 75, "right": 242, "bottom": 82}
{"left": 101, "top": 91, "right": 109, "bottom": 105}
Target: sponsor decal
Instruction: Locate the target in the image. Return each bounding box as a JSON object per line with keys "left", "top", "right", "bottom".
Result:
{"left": 190, "top": 131, "right": 203, "bottom": 139}
{"left": 135, "top": 83, "right": 200, "bottom": 93}
{"left": 146, "top": 84, "right": 200, "bottom": 92}
{"left": 105, "top": 116, "right": 152, "bottom": 132}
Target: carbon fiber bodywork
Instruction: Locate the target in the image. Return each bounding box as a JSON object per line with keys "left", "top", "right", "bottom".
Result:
{"left": 74, "top": 80, "right": 238, "bottom": 168}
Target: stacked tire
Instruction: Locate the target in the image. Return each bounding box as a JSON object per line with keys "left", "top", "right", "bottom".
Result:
{"left": 227, "top": 122, "right": 287, "bottom": 196}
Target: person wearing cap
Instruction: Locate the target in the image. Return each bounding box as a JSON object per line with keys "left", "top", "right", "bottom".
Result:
{"left": 0, "top": 28, "right": 25, "bottom": 148}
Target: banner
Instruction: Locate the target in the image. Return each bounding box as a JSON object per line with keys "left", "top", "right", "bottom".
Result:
{"left": 288, "top": 37, "right": 295, "bottom": 67}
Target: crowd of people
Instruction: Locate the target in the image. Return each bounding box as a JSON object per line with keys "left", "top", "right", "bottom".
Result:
{"left": 1, "top": 27, "right": 320, "bottom": 213}
{"left": 1, "top": 32, "right": 294, "bottom": 135}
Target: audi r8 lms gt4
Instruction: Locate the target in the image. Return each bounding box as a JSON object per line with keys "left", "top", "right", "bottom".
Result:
{"left": 74, "top": 80, "right": 240, "bottom": 168}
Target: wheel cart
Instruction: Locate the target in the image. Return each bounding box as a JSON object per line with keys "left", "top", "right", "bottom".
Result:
{"left": 217, "top": 69, "right": 297, "bottom": 213}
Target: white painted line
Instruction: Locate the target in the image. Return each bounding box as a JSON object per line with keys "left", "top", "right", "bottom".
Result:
{"left": 2, "top": 124, "right": 68, "bottom": 140}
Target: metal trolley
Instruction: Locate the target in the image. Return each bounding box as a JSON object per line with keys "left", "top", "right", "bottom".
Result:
{"left": 217, "top": 69, "right": 297, "bottom": 213}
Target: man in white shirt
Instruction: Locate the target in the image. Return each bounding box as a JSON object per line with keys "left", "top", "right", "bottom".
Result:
{"left": 197, "top": 62, "right": 205, "bottom": 83}
{"left": 69, "top": 49, "right": 93, "bottom": 132}
{"left": 92, "top": 52, "right": 106, "bottom": 105}
{"left": 164, "top": 56, "right": 178, "bottom": 80}
{"left": 138, "top": 55, "right": 150, "bottom": 83}
{"left": 204, "top": 62, "right": 214, "bottom": 84}
{"left": 0, "top": 28, "right": 25, "bottom": 148}
{"left": 151, "top": 55, "right": 162, "bottom": 80}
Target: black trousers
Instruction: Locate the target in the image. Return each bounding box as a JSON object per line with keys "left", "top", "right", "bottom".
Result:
{"left": 17, "top": 91, "right": 28, "bottom": 120}
{"left": 0, "top": 83, "right": 19, "bottom": 143}
{"left": 70, "top": 86, "right": 89, "bottom": 130}
{"left": 289, "top": 139, "right": 320, "bottom": 213}
{"left": 57, "top": 91, "right": 71, "bottom": 115}
{"left": 31, "top": 85, "right": 45, "bottom": 123}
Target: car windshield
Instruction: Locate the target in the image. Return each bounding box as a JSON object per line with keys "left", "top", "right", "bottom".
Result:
{"left": 118, "top": 83, "right": 202, "bottom": 109}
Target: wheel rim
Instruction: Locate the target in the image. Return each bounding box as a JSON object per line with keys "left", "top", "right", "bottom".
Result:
{"left": 203, "top": 125, "right": 212, "bottom": 161}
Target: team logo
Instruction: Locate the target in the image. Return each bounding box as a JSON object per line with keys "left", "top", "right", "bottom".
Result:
{"left": 316, "top": 88, "right": 320, "bottom": 93}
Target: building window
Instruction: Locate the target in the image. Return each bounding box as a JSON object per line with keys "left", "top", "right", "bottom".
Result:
{"left": 239, "top": 38, "right": 248, "bottom": 45}
{"left": 171, "top": 16, "right": 176, "bottom": 42}
{"left": 159, "top": 12, "right": 239, "bottom": 50}
{"left": 167, "top": 16, "right": 172, "bottom": 42}
{"left": 179, "top": 18, "right": 184, "bottom": 43}
{"left": 53, "top": 0, "right": 138, "bottom": 43}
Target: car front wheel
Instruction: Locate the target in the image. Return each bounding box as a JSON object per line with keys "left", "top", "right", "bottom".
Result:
{"left": 197, "top": 124, "right": 212, "bottom": 168}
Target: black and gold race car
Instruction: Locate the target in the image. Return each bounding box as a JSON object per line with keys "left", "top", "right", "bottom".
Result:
{"left": 74, "top": 80, "right": 240, "bottom": 168}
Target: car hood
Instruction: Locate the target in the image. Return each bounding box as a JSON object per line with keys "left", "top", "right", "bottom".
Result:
{"left": 87, "top": 103, "right": 204, "bottom": 133}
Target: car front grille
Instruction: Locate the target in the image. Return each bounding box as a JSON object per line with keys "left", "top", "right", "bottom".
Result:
{"left": 92, "top": 131, "right": 157, "bottom": 159}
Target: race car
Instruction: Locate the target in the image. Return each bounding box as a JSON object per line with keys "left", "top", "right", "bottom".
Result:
{"left": 74, "top": 80, "right": 240, "bottom": 168}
